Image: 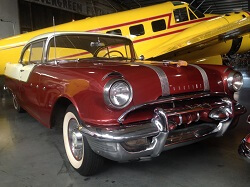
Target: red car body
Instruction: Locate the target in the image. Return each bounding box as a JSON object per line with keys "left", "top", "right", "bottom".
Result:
{"left": 4, "top": 32, "right": 246, "bottom": 175}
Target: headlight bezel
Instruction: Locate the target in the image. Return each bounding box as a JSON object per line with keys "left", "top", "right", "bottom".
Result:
{"left": 104, "top": 78, "right": 133, "bottom": 109}
{"left": 227, "top": 71, "right": 243, "bottom": 92}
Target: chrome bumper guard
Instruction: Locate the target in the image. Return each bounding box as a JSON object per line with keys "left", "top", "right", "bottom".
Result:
{"left": 79, "top": 101, "right": 246, "bottom": 162}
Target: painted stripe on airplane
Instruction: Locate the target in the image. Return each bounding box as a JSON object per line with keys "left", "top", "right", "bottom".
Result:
{"left": 88, "top": 14, "right": 216, "bottom": 32}
{"left": 168, "top": 15, "right": 217, "bottom": 28}
{"left": 133, "top": 28, "right": 186, "bottom": 43}
{"left": 0, "top": 44, "right": 25, "bottom": 51}
{"left": 245, "top": 11, "right": 250, "bottom": 15}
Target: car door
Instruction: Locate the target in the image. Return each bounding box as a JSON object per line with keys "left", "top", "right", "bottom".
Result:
{"left": 19, "top": 40, "right": 45, "bottom": 119}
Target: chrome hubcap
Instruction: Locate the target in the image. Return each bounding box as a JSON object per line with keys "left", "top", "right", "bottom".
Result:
{"left": 68, "top": 118, "right": 83, "bottom": 161}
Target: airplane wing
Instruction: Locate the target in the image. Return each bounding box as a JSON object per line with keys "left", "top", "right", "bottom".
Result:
{"left": 147, "top": 15, "right": 250, "bottom": 61}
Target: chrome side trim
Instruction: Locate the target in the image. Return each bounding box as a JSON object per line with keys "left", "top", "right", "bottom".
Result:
{"left": 189, "top": 64, "right": 210, "bottom": 91}
{"left": 138, "top": 63, "right": 170, "bottom": 96}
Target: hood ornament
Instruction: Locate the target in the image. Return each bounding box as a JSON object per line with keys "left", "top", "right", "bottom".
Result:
{"left": 163, "top": 60, "right": 188, "bottom": 67}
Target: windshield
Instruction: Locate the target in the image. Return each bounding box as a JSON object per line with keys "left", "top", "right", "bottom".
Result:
{"left": 189, "top": 5, "right": 205, "bottom": 18}
{"left": 47, "top": 34, "right": 133, "bottom": 62}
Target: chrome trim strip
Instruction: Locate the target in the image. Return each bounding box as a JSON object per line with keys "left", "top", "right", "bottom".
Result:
{"left": 195, "top": 113, "right": 200, "bottom": 122}
{"left": 189, "top": 64, "right": 210, "bottom": 91}
{"left": 164, "top": 102, "right": 227, "bottom": 117}
{"left": 102, "top": 71, "right": 124, "bottom": 81}
{"left": 117, "top": 92, "right": 227, "bottom": 123}
{"left": 137, "top": 63, "right": 170, "bottom": 96}
{"left": 223, "top": 67, "right": 230, "bottom": 73}
{"left": 178, "top": 115, "right": 182, "bottom": 126}
{"left": 80, "top": 122, "right": 160, "bottom": 142}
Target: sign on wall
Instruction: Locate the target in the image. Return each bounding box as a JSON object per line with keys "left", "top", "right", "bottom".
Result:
{"left": 25, "top": 0, "right": 87, "bottom": 15}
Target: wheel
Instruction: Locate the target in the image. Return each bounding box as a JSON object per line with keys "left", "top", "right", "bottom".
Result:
{"left": 103, "top": 50, "right": 124, "bottom": 58}
{"left": 12, "top": 93, "right": 25, "bottom": 113}
{"left": 63, "top": 104, "right": 104, "bottom": 176}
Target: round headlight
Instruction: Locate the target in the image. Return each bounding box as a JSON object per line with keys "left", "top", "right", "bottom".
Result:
{"left": 104, "top": 79, "right": 133, "bottom": 109}
{"left": 227, "top": 72, "right": 243, "bottom": 92}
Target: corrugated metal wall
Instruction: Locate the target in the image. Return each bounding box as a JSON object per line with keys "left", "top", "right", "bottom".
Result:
{"left": 192, "top": 0, "right": 249, "bottom": 14}
{"left": 110, "top": 0, "right": 249, "bottom": 14}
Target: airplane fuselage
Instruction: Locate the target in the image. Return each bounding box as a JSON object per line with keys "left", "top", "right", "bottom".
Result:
{"left": 0, "top": 1, "right": 249, "bottom": 75}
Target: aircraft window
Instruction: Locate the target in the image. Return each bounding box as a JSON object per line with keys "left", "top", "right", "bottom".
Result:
{"left": 129, "top": 24, "right": 145, "bottom": 36}
{"left": 174, "top": 8, "right": 189, "bottom": 23}
{"left": 189, "top": 6, "right": 205, "bottom": 18}
{"left": 106, "top": 29, "right": 122, "bottom": 35}
{"left": 30, "top": 41, "right": 44, "bottom": 64}
{"left": 189, "top": 9, "right": 197, "bottom": 20}
{"left": 151, "top": 19, "right": 166, "bottom": 32}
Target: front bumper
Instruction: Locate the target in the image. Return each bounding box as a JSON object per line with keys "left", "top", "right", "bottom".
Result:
{"left": 79, "top": 99, "right": 246, "bottom": 162}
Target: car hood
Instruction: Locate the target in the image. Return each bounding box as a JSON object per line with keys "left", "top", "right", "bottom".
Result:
{"left": 57, "top": 59, "right": 225, "bottom": 106}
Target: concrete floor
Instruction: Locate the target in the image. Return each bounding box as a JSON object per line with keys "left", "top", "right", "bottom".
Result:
{"left": 0, "top": 70, "right": 250, "bottom": 187}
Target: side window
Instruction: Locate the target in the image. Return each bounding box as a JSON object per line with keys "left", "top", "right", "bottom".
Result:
{"left": 129, "top": 24, "right": 145, "bottom": 36}
{"left": 189, "top": 9, "right": 197, "bottom": 20}
{"left": 106, "top": 29, "right": 122, "bottom": 35}
{"left": 151, "top": 19, "right": 166, "bottom": 32}
{"left": 22, "top": 45, "right": 31, "bottom": 65}
{"left": 174, "top": 8, "right": 189, "bottom": 23}
{"left": 30, "top": 41, "right": 44, "bottom": 64}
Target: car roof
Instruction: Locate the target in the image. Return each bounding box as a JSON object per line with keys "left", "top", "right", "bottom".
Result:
{"left": 28, "top": 31, "right": 130, "bottom": 43}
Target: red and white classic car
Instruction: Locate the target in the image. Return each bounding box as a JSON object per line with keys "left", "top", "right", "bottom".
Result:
{"left": 4, "top": 32, "right": 246, "bottom": 175}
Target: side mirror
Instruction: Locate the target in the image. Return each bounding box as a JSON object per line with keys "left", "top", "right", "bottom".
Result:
{"left": 139, "top": 55, "right": 144, "bottom": 61}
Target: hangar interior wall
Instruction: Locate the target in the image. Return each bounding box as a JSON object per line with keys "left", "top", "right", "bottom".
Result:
{"left": 0, "top": 0, "right": 20, "bottom": 39}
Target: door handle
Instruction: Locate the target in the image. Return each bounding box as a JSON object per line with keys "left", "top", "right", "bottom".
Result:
{"left": 20, "top": 70, "right": 24, "bottom": 72}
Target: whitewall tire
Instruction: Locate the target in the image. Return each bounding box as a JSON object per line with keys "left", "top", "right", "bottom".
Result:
{"left": 63, "top": 104, "right": 104, "bottom": 176}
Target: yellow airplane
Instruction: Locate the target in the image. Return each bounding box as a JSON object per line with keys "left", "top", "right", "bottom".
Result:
{"left": 0, "top": 1, "right": 249, "bottom": 76}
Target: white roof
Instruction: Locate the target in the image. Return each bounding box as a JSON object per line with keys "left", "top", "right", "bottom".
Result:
{"left": 28, "top": 31, "right": 129, "bottom": 43}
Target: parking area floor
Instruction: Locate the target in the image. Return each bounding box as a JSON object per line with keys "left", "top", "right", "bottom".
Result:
{"left": 0, "top": 70, "right": 250, "bottom": 187}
